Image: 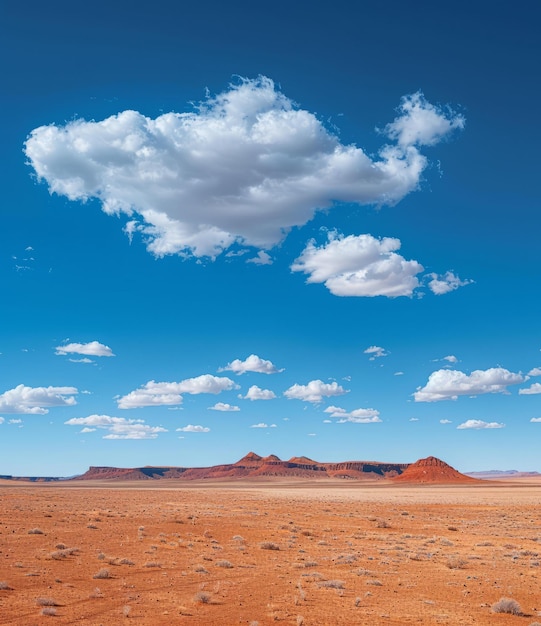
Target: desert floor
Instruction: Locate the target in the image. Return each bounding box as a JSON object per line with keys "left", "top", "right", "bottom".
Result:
{"left": 1, "top": 479, "right": 540, "bottom": 625}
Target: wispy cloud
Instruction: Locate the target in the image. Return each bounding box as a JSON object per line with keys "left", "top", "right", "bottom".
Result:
{"left": 55, "top": 341, "right": 115, "bottom": 357}
{"left": 25, "top": 78, "right": 463, "bottom": 260}
{"left": 324, "top": 405, "right": 381, "bottom": 423}
{"left": 427, "top": 271, "right": 473, "bottom": 295}
{"left": 457, "top": 419, "right": 505, "bottom": 430}
{"left": 364, "top": 345, "right": 389, "bottom": 360}
{"left": 414, "top": 368, "right": 524, "bottom": 402}
{"left": 65, "top": 414, "right": 167, "bottom": 439}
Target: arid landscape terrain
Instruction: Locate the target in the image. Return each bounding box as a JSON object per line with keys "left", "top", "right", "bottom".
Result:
{"left": 1, "top": 457, "right": 541, "bottom": 626}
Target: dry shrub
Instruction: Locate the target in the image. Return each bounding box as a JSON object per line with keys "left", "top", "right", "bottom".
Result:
{"left": 318, "top": 580, "right": 345, "bottom": 589}
{"left": 446, "top": 556, "right": 467, "bottom": 569}
{"left": 28, "top": 528, "right": 44, "bottom": 535}
{"left": 260, "top": 541, "right": 280, "bottom": 550}
{"left": 491, "top": 597, "right": 522, "bottom": 615}
{"left": 41, "top": 607, "right": 57, "bottom": 616}
{"left": 215, "top": 559, "right": 233, "bottom": 568}
{"left": 0, "top": 581, "right": 10, "bottom": 590}
{"left": 194, "top": 591, "right": 211, "bottom": 604}
{"left": 36, "top": 597, "right": 58, "bottom": 606}
{"left": 93, "top": 568, "right": 111, "bottom": 579}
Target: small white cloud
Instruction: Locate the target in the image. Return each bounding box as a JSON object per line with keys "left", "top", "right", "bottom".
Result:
{"left": 221, "top": 354, "right": 283, "bottom": 375}
{"left": 8, "top": 419, "right": 22, "bottom": 424}
{"left": 65, "top": 414, "right": 166, "bottom": 439}
{"left": 69, "top": 358, "right": 94, "bottom": 364}
{"left": 284, "top": 380, "right": 348, "bottom": 403}
{"left": 519, "top": 383, "right": 541, "bottom": 395}
{"left": 55, "top": 341, "right": 115, "bottom": 357}
{"left": 176, "top": 424, "right": 210, "bottom": 433}
{"left": 308, "top": 433, "right": 316, "bottom": 436}
{"left": 457, "top": 419, "right": 505, "bottom": 430}
{"left": 383, "top": 91, "right": 465, "bottom": 148}
{"left": 250, "top": 422, "right": 269, "bottom": 428}
{"left": 247, "top": 251, "right": 273, "bottom": 265}
{"left": 530, "top": 417, "right": 541, "bottom": 423}
{"left": 0, "top": 417, "right": 4, "bottom": 424}
{"left": 427, "top": 271, "right": 473, "bottom": 295}
{"left": 414, "top": 367, "right": 524, "bottom": 402}
{"left": 409, "top": 417, "right": 419, "bottom": 422}
{"left": 364, "top": 345, "right": 389, "bottom": 360}
{"left": 394, "top": 371, "right": 404, "bottom": 376}
{"left": 0, "top": 384, "right": 78, "bottom": 414}
{"left": 528, "top": 367, "right": 541, "bottom": 376}
{"left": 243, "top": 385, "right": 277, "bottom": 401}
{"left": 25, "top": 79, "right": 463, "bottom": 260}
{"left": 118, "top": 374, "right": 237, "bottom": 408}
{"left": 442, "top": 355, "right": 458, "bottom": 363}
{"left": 292, "top": 232, "right": 423, "bottom": 298}
{"left": 324, "top": 405, "right": 381, "bottom": 423}
{"left": 208, "top": 402, "right": 240, "bottom": 412}
{"left": 439, "top": 419, "right": 452, "bottom": 424}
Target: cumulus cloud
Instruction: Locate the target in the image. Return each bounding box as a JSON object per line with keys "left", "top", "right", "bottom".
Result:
{"left": 55, "top": 341, "right": 115, "bottom": 357}
{"left": 364, "top": 345, "right": 389, "bottom": 360}
{"left": 117, "top": 374, "right": 237, "bottom": 408}
{"left": 176, "top": 425, "right": 210, "bottom": 433}
{"left": 65, "top": 414, "right": 167, "bottom": 439}
{"left": 243, "top": 385, "right": 277, "bottom": 401}
{"left": 457, "top": 419, "right": 505, "bottom": 430}
{"left": 284, "top": 380, "right": 348, "bottom": 403}
{"left": 292, "top": 232, "right": 424, "bottom": 297}
{"left": 439, "top": 419, "right": 452, "bottom": 424}
{"left": 528, "top": 367, "right": 541, "bottom": 376}
{"left": 208, "top": 402, "right": 240, "bottom": 411}
{"left": 414, "top": 367, "right": 524, "bottom": 402}
{"left": 0, "top": 384, "right": 78, "bottom": 414}
{"left": 25, "top": 78, "right": 463, "bottom": 260}
{"left": 442, "top": 355, "right": 458, "bottom": 363}
{"left": 427, "top": 271, "right": 473, "bottom": 295}
{"left": 220, "top": 354, "right": 283, "bottom": 375}
{"left": 324, "top": 405, "right": 381, "bottom": 423}
{"left": 519, "top": 383, "right": 541, "bottom": 395}
{"left": 530, "top": 417, "right": 541, "bottom": 423}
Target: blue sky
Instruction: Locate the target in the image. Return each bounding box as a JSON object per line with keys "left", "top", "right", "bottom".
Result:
{"left": 1, "top": 0, "right": 540, "bottom": 475}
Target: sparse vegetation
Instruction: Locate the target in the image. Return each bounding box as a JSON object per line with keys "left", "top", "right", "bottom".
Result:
{"left": 92, "top": 568, "right": 111, "bottom": 579}
{"left": 41, "top": 607, "right": 57, "bottom": 616}
{"left": 194, "top": 591, "right": 211, "bottom": 604}
{"left": 28, "top": 528, "right": 44, "bottom": 535}
{"left": 260, "top": 541, "right": 280, "bottom": 550}
{"left": 36, "top": 597, "right": 58, "bottom": 606}
{"left": 491, "top": 597, "right": 522, "bottom": 615}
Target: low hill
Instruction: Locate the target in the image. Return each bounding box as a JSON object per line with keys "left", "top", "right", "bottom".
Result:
{"left": 393, "top": 456, "right": 477, "bottom": 484}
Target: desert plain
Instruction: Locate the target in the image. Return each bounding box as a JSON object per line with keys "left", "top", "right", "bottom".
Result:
{"left": 1, "top": 478, "right": 541, "bottom": 625}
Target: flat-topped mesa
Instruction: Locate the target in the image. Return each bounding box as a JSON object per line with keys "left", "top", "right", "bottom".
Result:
{"left": 393, "top": 456, "right": 476, "bottom": 484}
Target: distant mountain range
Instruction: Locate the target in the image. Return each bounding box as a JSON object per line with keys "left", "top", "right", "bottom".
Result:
{"left": 0, "top": 453, "right": 501, "bottom": 484}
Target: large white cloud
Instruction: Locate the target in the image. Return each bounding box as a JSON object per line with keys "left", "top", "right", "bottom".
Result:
{"left": 55, "top": 341, "right": 115, "bottom": 357}
{"left": 65, "top": 414, "right": 167, "bottom": 439}
{"left": 456, "top": 419, "right": 505, "bottom": 430}
{"left": 519, "top": 383, "right": 541, "bottom": 395}
{"left": 220, "top": 354, "right": 283, "bottom": 375}
{"left": 25, "top": 77, "right": 463, "bottom": 259}
{"left": 243, "top": 385, "right": 277, "bottom": 401}
{"left": 0, "top": 384, "right": 78, "bottom": 414}
{"left": 291, "top": 232, "right": 424, "bottom": 297}
{"left": 414, "top": 368, "right": 524, "bottom": 402}
{"left": 118, "top": 374, "right": 237, "bottom": 409}
{"left": 284, "top": 380, "right": 348, "bottom": 403}
{"left": 324, "top": 405, "right": 381, "bottom": 423}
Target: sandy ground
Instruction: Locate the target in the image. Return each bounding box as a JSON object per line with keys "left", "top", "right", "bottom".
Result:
{"left": 1, "top": 479, "right": 540, "bottom": 625}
